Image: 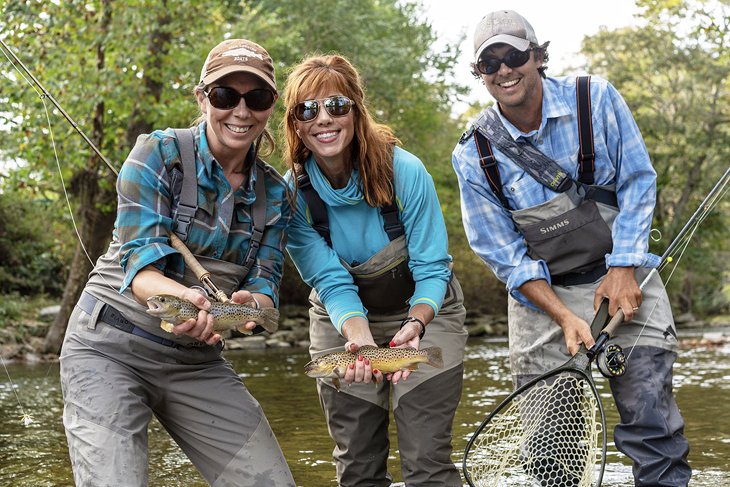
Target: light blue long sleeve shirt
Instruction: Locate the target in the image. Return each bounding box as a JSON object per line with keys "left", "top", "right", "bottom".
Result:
{"left": 452, "top": 75, "right": 661, "bottom": 307}
{"left": 286, "top": 146, "right": 452, "bottom": 333}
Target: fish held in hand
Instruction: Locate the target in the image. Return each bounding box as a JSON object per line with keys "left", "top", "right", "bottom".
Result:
{"left": 145, "top": 294, "right": 279, "bottom": 334}
{"left": 304, "top": 345, "right": 443, "bottom": 390}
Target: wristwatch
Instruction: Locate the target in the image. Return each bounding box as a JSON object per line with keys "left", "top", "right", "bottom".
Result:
{"left": 400, "top": 316, "right": 426, "bottom": 340}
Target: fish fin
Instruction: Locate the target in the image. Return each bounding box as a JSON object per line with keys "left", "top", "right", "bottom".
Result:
{"left": 235, "top": 325, "right": 253, "bottom": 335}
{"left": 332, "top": 377, "right": 341, "bottom": 391}
{"left": 423, "top": 346, "right": 444, "bottom": 368}
{"left": 407, "top": 364, "right": 419, "bottom": 371}
{"left": 258, "top": 307, "right": 280, "bottom": 333}
{"left": 160, "top": 321, "right": 174, "bottom": 333}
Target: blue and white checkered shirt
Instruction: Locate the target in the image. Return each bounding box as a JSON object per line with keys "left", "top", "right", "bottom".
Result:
{"left": 115, "top": 122, "right": 292, "bottom": 305}
{"left": 452, "top": 75, "right": 661, "bottom": 307}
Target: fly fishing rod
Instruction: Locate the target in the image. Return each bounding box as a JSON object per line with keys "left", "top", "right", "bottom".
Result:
{"left": 463, "top": 165, "right": 729, "bottom": 487}
{"left": 0, "top": 37, "right": 230, "bottom": 303}
{"left": 590, "top": 165, "right": 730, "bottom": 350}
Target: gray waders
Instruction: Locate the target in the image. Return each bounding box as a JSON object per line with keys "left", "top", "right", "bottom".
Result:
{"left": 60, "top": 128, "right": 294, "bottom": 486}
{"left": 308, "top": 236, "right": 468, "bottom": 487}
{"left": 61, "top": 254, "right": 295, "bottom": 487}
{"left": 471, "top": 78, "right": 691, "bottom": 486}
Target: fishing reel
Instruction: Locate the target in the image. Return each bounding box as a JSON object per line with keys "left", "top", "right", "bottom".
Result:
{"left": 595, "top": 343, "right": 626, "bottom": 378}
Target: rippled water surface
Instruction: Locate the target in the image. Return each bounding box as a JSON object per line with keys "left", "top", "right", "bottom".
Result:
{"left": 2, "top": 338, "right": 729, "bottom": 486}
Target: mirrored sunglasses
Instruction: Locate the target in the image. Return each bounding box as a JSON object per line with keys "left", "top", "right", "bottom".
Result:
{"left": 291, "top": 96, "right": 355, "bottom": 122}
{"left": 204, "top": 86, "right": 276, "bottom": 111}
{"left": 475, "top": 48, "right": 536, "bottom": 75}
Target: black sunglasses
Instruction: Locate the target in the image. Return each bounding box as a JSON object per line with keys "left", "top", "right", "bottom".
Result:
{"left": 474, "top": 48, "right": 537, "bottom": 75}
{"left": 204, "top": 86, "right": 276, "bottom": 111}
{"left": 291, "top": 96, "right": 355, "bottom": 122}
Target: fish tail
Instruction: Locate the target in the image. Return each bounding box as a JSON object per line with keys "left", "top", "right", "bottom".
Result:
{"left": 423, "top": 347, "right": 443, "bottom": 368}
{"left": 259, "top": 307, "right": 280, "bottom": 333}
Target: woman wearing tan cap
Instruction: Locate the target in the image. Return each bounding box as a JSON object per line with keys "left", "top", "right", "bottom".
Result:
{"left": 59, "top": 39, "right": 295, "bottom": 486}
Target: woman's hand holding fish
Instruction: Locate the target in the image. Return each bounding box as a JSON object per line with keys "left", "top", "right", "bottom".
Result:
{"left": 342, "top": 349, "right": 384, "bottom": 386}
{"left": 341, "top": 317, "right": 382, "bottom": 386}
{"left": 171, "top": 288, "right": 220, "bottom": 345}
{"left": 230, "top": 290, "right": 270, "bottom": 333}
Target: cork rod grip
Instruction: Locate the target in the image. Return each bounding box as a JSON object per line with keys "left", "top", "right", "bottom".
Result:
{"left": 169, "top": 233, "right": 209, "bottom": 280}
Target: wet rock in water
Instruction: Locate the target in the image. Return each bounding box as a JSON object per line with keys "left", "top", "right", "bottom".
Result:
{"left": 38, "top": 305, "right": 61, "bottom": 322}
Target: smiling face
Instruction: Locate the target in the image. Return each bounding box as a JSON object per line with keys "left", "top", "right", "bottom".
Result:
{"left": 293, "top": 87, "right": 356, "bottom": 178}
{"left": 196, "top": 72, "right": 275, "bottom": 167}
{"left": 479, "top": 44, "right": 543, "bottom": 122}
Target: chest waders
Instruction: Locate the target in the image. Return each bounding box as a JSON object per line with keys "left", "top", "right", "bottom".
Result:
{"left": 467, "top": 79, "right": 691, "bottom": 486}
{"left": 474, "top": 76, "right": 619, "bottom": 286}
{"left": 298, "top": 168, "right": 468, "bottom": 486}
{"left": 62, "top": 129, "right": 296, "bottom": 487}
{"left": 297, "top": 168, "right": 415, "bottom": 314}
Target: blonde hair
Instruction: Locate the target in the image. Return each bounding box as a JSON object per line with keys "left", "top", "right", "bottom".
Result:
{"left": 282, "top": 54, "right": 399, "bottom": 207}
{"left": 191, "top": 83, "right": 275, "bottom": 157}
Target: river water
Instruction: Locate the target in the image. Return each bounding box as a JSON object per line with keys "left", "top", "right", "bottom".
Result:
{"left": 1, "top": 337, "right": 729, "bottom": 486}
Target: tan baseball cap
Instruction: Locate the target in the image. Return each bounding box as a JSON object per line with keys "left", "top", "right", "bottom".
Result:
{"left": 473, "top": 10, "right": 539, "bottom": 62}
{"left": 199, "top": 39, "right": 277, "bottom": 92}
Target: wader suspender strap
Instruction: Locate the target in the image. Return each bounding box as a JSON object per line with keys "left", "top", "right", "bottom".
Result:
{"left": 473, "top": 76, "right": 595, "bottom": 207}
{"left": 244, "top": 161, "right": 267, "bottom": 275}
{"left": 172, "top": 128, "right": 267, "bottom": 276}
{"left": 576, "top": 76, "right": 595, "bottom": 185}
{"left": 297, "top": 171, "right": 333, "bottom": 247}
{"left": 172, "top": 128, "right": 197, "bottom": 242}
{"left": 296, "top": 170, "right": 404, "bottom": 247}
{"left": 474, "top": 129, "right": 511, "bottom": 209}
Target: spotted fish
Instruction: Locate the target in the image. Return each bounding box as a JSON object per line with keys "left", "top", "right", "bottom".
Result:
{"left": 304, "top": 345, "right": 443, "bottom": 390}
{"left": 145, "top": 294, "right": 279, "bottom": 334}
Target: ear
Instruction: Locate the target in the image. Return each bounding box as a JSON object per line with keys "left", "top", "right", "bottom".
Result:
{"left": 196, "top": 91, "right": 208, "bottom": 114}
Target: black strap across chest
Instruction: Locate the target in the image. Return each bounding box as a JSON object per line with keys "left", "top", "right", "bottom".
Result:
{"left": 296, "top": 169, "right": 404, "bottom": 247}
{"left": 474, "top": 76, "right": 596, "bottom": 210}
{"left": 172, "top": 128, "right": 266, "bottom": 276}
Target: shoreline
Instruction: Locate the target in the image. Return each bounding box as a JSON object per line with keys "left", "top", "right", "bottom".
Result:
{"left": 2, "top": 304, "right": 729, "bottom": 364}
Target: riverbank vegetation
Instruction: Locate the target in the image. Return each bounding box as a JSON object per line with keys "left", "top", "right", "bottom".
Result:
{"left": 1, "top": 0, "right": 728, "bottom": 360}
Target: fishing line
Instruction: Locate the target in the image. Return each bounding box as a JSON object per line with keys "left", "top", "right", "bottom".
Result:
{"left": 1, "top": 39, "right": 140, "bottom": 307}
{"left": 623, "top": 168, "right": 729, "bottom": 361}
{"left": 0, "top": 358, "right": 33, "bottom": 426}
{"left": 0, "top": 38, "right": 138, "bottom": 426}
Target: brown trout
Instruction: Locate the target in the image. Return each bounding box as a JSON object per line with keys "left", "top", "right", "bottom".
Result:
{"left": 145, "top": 294, "right": 279, "bottom": 334}
{"left": 304, "top": 345, "right": 443, "bottom": 390}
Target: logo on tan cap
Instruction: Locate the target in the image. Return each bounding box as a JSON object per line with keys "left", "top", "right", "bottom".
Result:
{"left": 200, "top": 39, "right": 276, "bottom": 92}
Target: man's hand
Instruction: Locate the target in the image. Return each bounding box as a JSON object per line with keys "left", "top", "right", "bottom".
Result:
{"left": 594, "top": 266, "right": 641, "bottom": 322}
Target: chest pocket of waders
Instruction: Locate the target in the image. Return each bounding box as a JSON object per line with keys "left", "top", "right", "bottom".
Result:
{"left": 297, "top": 169, "right": 416, "bottom": 315}
{"left": 346, "top": 252, "right": 415, "bottom": 315}
{"left": 513, "top": 193, "right": 614, "bottom": 276}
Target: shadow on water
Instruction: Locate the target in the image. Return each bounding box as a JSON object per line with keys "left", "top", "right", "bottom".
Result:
{"left": 1, "top": 338, "right": 729, "bottom": 486}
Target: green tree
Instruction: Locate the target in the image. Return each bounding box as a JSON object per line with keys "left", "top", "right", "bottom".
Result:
{"left": 1, "top": 0, "right": 283, "bottom": 352}
{"left": 1, "top": 0, "right": 492, "bottom": 353}
{"left": 580, "top": 0, "right": 730, "bottom": 315}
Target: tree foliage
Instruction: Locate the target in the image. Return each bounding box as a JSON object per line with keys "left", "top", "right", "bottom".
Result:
{"left": 0, "top": 0, "right": 502, "bottom": 332}
{"left": 580, "top": 0, "right": 730, "bottom": 314}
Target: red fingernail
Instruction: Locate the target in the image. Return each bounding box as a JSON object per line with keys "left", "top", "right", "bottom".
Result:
{"left": 349, "top": 364, "right": 355, "bottom": 369}
{"left": 358, "top": 355, "right": 363, "bottom": 361}
{"left": 373, "top": 369, "right": 379, "bottom": 374}
{"left": 364, "top": 358, "right": 370, "bottom": 365}
{"left": 389, "top": 340, "right": 396, "bottom": 348}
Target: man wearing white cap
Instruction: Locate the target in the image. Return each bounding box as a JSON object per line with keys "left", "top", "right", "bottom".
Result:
{"left": 452, "top": 9, "right": 691, "bottom": 486}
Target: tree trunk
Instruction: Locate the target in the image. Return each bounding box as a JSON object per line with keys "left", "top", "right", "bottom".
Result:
{"left": 42, "top": 194, "right": 115, "bottom": 353}
{"left": 42, "top": 0, "right": 114, "bottom": 354}
{"left": 44, "top": 2, "right": 176, "bottom": 354}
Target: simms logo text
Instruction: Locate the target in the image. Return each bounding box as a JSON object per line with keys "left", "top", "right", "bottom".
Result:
{"left": 540, "top": 219, "right": 570, "bottom": 235}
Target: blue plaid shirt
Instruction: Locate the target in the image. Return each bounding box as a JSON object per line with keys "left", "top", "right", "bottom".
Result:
{"left": 452, "top": 75, "right": 661, "bottom": 307}
{"left": 115, "top": 122, "right": 292, "bottom": 305}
